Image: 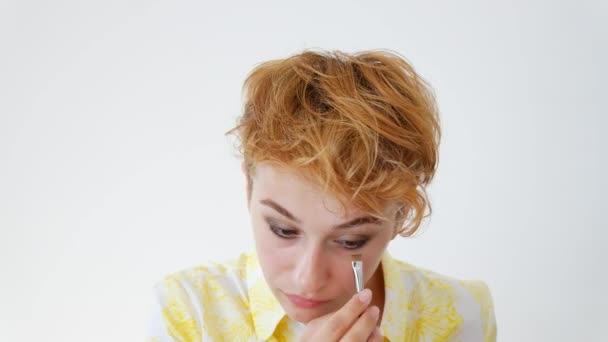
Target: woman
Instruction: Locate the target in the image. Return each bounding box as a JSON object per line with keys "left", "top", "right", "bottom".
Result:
{"left": 146, "top": 50, "right": 497, "bottom": 341}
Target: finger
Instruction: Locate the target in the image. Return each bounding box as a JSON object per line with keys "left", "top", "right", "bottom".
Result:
{"left": 367, "top": 326, "right": 383, "bottom": 342}
{"left": 323, "top": 289, "right": 372, "bottom": 340}
{"left": 341, "top": 305, "right": 379, "bottom": 342}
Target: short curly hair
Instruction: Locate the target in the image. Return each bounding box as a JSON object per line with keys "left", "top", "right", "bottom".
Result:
{"left": 228, "top": 49, "right": 441, "bottom": 236}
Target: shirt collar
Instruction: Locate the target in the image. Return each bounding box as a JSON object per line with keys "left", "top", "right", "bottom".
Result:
{"left": 245, "top": 250, "right": 287, "bottom": 340}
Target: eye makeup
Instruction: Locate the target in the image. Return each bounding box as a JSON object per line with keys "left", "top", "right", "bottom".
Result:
{"left": 265, "top": 217, "right": 371, "bottom": 249}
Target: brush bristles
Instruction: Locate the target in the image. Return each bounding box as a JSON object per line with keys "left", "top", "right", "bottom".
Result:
{"left": 351, "top": 254, "right": 362, "bottom": 261}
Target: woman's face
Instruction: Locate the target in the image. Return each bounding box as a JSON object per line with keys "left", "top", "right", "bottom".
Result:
{"left": 247, "top": 163, "right": 400, "bottom": 323}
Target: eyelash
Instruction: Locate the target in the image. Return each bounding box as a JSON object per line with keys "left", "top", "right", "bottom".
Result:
{"left": 268, "top": 224, "right": 369, "bottom": 250}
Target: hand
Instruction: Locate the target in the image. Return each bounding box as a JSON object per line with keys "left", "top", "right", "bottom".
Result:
{"left": 299, "top": 289, "right": 383, "bottom": 342}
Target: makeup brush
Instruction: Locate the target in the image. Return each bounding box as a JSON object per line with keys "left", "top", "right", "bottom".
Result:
{"left": 351, "top": 254, "right": 364, "bottom": 293}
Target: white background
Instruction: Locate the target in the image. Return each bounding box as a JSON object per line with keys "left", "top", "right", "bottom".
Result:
{"left": 1, "top": 1, "right": 606, "bottom": 341}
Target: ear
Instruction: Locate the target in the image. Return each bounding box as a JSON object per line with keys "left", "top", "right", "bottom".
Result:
{"left": 391, "top": 205, "right": 408, "bottom": 239}
{"left": 241, "top": 161, "right": 251, "bottom": 209}
{"left": 242, "top": 161, "right": 253, "bottom": 210}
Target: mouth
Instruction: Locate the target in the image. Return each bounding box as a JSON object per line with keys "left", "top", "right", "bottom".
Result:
{"left": 285, "top": 293, "right": 330, "bottom": 309}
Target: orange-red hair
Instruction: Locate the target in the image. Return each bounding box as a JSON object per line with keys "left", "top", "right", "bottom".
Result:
{"left": 228, "top": 49, "right": 441, "bottom": 236}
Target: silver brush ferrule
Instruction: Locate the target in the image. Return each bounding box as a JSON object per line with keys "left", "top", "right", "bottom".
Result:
{"left": 351, "top": 258, "right": 364, "bottom": 293}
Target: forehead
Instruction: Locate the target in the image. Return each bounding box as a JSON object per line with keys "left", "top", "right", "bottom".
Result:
{"left": 252, "top": 163, "right": 355, "bottom": 217}
{"left": 250, "top": 163, "right": 392, "bottom": 220}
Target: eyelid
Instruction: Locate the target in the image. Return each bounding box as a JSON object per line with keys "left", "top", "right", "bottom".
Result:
{"left": 265, "top": 217, "right": 296, "bottom": 231}
{"left": 269, "top": 223, "right": 298, "bottom": 239}
{"left": 335, "top": 233, "right": 370, "bottom": 248}
{"left": 335, "top": 238, "right": 368, "bottom": 249}
{"left": 265, "top": 216, "right": 371, "bottom": 249}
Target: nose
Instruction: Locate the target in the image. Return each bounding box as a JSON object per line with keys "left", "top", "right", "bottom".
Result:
{"left": 293, "top": 244, "right": 328, "bottom": 296}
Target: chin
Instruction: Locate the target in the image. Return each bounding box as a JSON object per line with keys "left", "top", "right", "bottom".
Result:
{"left": 285, "top": 306, "right": 325, "bottom": 324}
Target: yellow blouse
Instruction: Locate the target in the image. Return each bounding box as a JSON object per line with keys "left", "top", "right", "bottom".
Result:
{"left": 146, "top": 251, "right": 496, "bottom": 341}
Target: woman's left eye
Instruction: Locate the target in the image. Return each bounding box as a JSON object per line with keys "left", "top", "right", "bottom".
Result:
{"left": 336, "top": 239, "right": 368, "bottom": 250}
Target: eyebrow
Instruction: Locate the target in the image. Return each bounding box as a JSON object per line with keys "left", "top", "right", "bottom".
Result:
{"left": 260, "top": 199, "right": 382, "bottom": 229}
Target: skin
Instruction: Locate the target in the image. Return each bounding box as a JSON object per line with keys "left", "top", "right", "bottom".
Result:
{"left": 245, "top": 162, "right": 404, "bottom": 328}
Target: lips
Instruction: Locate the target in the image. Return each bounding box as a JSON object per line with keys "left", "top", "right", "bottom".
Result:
{"left": 285, "top": 293, "right": 330, "bottom": 309}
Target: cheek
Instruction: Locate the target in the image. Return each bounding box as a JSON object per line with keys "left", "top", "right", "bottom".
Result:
{"left": 332, "top": 262, "right": 358, "bottom": 289}
{"left": 362, "top": 235, "right": 391, "bottom": 282}
{"left": 251, "top": 217, "right": 290, "bottom": 280}
{"left": 251, "top": 213, "right": 274, "bottom": 250}
{"left": 258, "top": 250, "right": 287, "bottom": 282}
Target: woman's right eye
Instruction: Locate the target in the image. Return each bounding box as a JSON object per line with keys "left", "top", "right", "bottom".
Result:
{"left": 269, "top": 224, "right": 298, "bottom": 239}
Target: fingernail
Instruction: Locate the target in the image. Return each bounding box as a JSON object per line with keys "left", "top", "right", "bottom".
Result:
{"left": 375, "top": 326, "right": 382, "bottom": 336}
{"left": 370, "top": 306, "right": 379, "bottom": 319}
{"left": 358, "top": 289, "right": 371, "bottom": 303}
